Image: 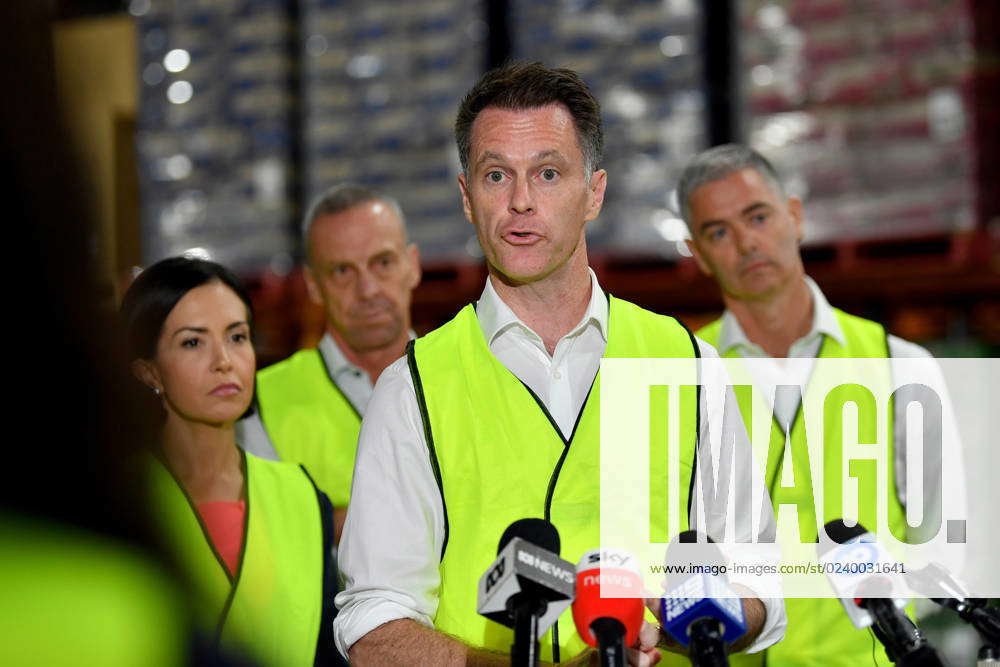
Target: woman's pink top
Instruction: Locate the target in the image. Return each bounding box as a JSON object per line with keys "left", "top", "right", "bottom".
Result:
{"left": 197, "top": 500, "right": 246, "bottom": 577}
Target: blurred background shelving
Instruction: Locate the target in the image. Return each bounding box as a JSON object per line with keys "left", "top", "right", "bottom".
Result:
{"left": 51, "top": 0, "right": 999, "bottom": 366}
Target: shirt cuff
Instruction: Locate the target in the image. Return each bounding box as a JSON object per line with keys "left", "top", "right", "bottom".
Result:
{"left": 742, "top": 595, "right": 786, "bottom": 653}
{"left": 333, "top": 595, "right": 433, "bottom": 660}
{"left": 726, "top": 563, "right": 786, "bottom": 654}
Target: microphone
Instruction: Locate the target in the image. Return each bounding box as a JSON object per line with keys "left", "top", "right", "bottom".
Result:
{"left": 572, "top": 548, "right": 645, "bottom": 667}
{"left": 930, "top": 596, "right": 1000, "bottom": 651}
{"left": 905, "top": 561, "right": 969, "bottom": 601}
{"left": 820, "top": 520, "right": 945, "bottom": 666}
{"left": 659, "top": 531, "right": 746, "bottom": 667}
{"left": 908, "top": 562, "right": 1000, "bottom": 648}
{"left": 476, "top": 519, "right": 575, "bottom": 666}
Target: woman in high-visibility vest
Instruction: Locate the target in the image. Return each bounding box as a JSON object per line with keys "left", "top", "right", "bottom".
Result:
{"left": 122, "top": 257, "right": 339, "bottom": 667}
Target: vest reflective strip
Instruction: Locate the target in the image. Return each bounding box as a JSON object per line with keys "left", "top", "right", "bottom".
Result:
{"left": 411, "top": 297, "right": 700, "bottom": 661}
{"left": 151, "top": 453, "right": 324, "bottom": 667}
{"left": 255, "top": 347, "right": 361, "bottom": 506}
{"left": 699, "top": 310, "right": 903, "bottom": 667}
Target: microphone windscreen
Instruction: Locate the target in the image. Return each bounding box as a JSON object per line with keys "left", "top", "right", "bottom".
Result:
{"left": 676, "top": 529, "right": 714, "bottom": 544}
{"left": 824, "top": 519, "right": 869, "bottom": 545}
{"left": 573, "top": 549, "right": 644, "bottom": 647}
{"left": 498, "top": 518, "right": 560, "bottom": 555}
{"left": 661, "top": 574, "right": 747, "bottom": 647}
{"left": 817, "top": 519, "right": 909, "bottom": 629}
{"left": 664, "top": 530, "right": 725, "bottom": 578}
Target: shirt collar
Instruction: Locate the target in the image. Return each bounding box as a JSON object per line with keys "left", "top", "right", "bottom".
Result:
{"left": 475, "top": 268, "right": 609, "bottom": 347}
{"left": 318, "top": 332, "right": 360, "bottom": 379}
{"left": 805, "top": 276, "right": 844, "bottom": 345}
{"left": 317, "top": 329, "right": 416, "bottom": 379}
{"left": 716, "top": 276, "right": 845, "bottom": 354}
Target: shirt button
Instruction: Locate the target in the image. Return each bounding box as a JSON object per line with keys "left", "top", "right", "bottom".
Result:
{"left": 553, "top": 370, "right": 562, "bottom": 380}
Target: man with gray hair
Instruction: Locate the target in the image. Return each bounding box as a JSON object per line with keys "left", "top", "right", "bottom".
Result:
{"left": 239, "top": 183, "right": 420, "bottom": 542}
{"left": 679, "top": 143, "right": 943, "bottom": 666}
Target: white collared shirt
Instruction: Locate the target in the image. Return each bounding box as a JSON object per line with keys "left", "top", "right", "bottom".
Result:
{"left": 316, "top": 332, "right": 376, "bottom": 415}
{"left": 476, "top": 269, "right": 609, "bottom": 438}
{"left": 715, "top": 277, "right": 844, "bottom": 363}
{"left": 713, "top": 276, "right": 939, "bottom": 505}
{"left": 236, "top": 333, "right": 374, "bottom": 461}
{"left": 334, "top": 270, "right": 787, "bottom": 659}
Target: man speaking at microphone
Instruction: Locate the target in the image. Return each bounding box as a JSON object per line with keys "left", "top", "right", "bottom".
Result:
{"left": 334, "top": 63, "right": 786, "bottom": 665}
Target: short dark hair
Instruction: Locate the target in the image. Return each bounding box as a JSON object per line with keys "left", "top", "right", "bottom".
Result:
{"left": 454, "top": 61, "right": 603, "bottom": 176}
{"left": 121, "top": 256, "right": 255, "bottom": 361}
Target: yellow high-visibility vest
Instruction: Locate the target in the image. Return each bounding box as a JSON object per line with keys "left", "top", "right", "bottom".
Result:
{"left": 150, "top": 452, "right": 324, "bottom": 667}
{"left": 255, "top": 348, "right": 361, "bottom": 506}
{"left": 699, "top": 309, "right": 905, "bottom": 666}
{"left": 409, "top": 297, "right": 700, "bottom": 662}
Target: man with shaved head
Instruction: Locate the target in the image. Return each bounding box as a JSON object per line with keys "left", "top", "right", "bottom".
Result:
{"left": 238, "top": 183, "right": 421, "bottom": 542}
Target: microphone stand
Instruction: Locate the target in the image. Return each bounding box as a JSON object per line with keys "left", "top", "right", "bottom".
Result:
{"left": 931, "top": 598, "right": 1000, "bottom": 646}
{"left": 688, "top": 618, "right": 729, "bottom": 667}
{"left": 590, "top": 618, "right": 626, "bottom": 667}
{"left": 861, "top": 600, "right": 944, "bottom": 667}
{"left": 930, "top": 598, "right": 1000, "bottom": 666}
{"left": 509, "top": 595, "right": 545, "bottom": 667}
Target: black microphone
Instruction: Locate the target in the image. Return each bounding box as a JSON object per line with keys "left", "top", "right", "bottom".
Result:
{"left": 932, "top": 597, "right": 1000, "bottom": 650}
{"left": 476, "top": 519, "right": 575, "bottom": 667}
{"left": 820, "top": 520, "right": 945, "bottom": 666}
{"left": 908, "top": 562, "right": 1000, "bottom": 647}
{"left": 660, "top": 531, "right": 746, "bottom": 667}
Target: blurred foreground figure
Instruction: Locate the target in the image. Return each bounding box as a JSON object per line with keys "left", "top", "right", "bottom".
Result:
{"left": 679, "top": 143, "right": 958, "bottom": 666}
{"left": 237, "top": 184, "right": 420, "bottom": 543}
{"left": 122, "top": 257, "right": 339, "bottom": 666}
{"left": 1, "top": 3, "right": 192, "bottom": 665}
